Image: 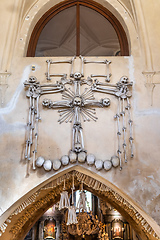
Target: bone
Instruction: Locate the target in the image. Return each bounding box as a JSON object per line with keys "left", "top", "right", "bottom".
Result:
{"left": 81, "top": 108, "right": 98, "bottom": 121}
{"left": 122, "top": 98, "right": 127, "bottom": 163}
{"left": 46, "top": 59, "right": 51, "bottom": 80}
{"left": 41, "top": 89, "right": 64, "bottom": 95}
{"left": 58, "top": 109, "right": 74, "bottom": 124}
{"left": 32, "top": 150, "right": 36, "bottom": 170}
{"left": 91, "top": 74, "right": 111, "bottom": 82}
{"left": 92, "top": 85, "right": 117, "bottom": 95}
{"left": 84, "top": 59, "right": 111, "bottom": 64}
{"left": 70, "top": 56, "right": 76, "bottom": 77}
{"left": 80, "top": 111, "right": 90, "bottom": 122}
{"left": 27, "top": 141, "right": 31, "bottom": 160}
{"left": 65, "top": 88, "right": 75, "bottom": 97}
{"left": 79, "top": 55, "right": 84, "bottom": 76}
{"left": 127, "top": 97, "right": 134, "bottom": 158}
{"left": 46, "top": 58, "right": 73, "bottom": 80}
{"left": 48, "top": 59, "right": 72, "bottom": 64}
{"left": 49, "top": 73, "right": 67, "bottom": 77}
{"left": 116, "top": 97, "right": 122, "bottom": 169}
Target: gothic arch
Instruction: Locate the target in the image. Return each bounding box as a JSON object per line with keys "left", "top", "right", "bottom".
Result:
{"left": 1, "top": 166, "right": 160, "bottom": 240}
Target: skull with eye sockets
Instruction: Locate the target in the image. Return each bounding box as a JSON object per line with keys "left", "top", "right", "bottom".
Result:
{"left": 74, "top": 72, "right": 82, "bottom": 80}
{"left": 73, "top": 96, "right": 82, "bottom": 106}
{"left": 42, "top": 98, "right": 52, "bottom": 108}
{"left": 29, "top": 76, "right": 37, "bottom": 83}
{"left": 102, "top": 98, "right": 110, "bottom": 107}
{"left": 74, "top": 143, "right": 82, "bottom": 153}
{"left": 120, "top": 76, "right": 129, "bottom": 84}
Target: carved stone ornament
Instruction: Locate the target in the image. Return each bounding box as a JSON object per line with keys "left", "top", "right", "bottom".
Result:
{"left": 23, "top": 56, "right": 133, "bottom": 173}
{"left": 1, "top": 170, "right": 159, "bottom": 240}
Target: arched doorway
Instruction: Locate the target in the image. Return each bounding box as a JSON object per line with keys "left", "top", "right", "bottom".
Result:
{"left": 1, "top": 167, "right": 160, "bottom": 240}
{"left": 24, "top": 190, "right": 140, "bottom": 240}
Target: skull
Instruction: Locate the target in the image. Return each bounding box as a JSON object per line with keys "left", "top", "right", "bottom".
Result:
{"left": 29, "top": 76, "right": 37, "bottom": 83}
{"left": 42, "top": 98, "right": 51, "bottom": 107}
{"left": 120, "top": 76, "right": 128, "bottom": 84}
{"left": 102, "top": 98, "right": 110, "bottom": 107}
{"left": 74, "top": 72, "right": 81, "bottom": 80}
{"left": 73, "top": 96, "right": 82, "bottom": 106}
{"left": 74, "top": 143, "right": 82, "bottom": 153}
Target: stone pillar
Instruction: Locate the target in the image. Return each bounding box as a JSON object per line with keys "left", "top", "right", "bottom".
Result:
{"left": 56, "top": 220, "right": 61, "bottom": 240}
{"left": 39, "top": 220, "right": 44, "bottom": 240}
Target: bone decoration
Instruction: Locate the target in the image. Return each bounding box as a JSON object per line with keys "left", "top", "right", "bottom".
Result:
{"left": 42, "top": 71, "right": 111, "bottom": 155}
{"left": 24, "top": 56, "right": 133, "bottom": 172}
{"left": 35, "top": 153, "right": 119, "bottom": 171}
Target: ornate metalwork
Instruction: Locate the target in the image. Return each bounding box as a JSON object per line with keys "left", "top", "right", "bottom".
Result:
{"left": 2, "top": 170, "right": 158, "bottom": 240}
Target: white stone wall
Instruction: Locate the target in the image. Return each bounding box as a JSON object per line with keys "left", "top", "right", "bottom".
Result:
{"left": 0, "top": 0, "right": 160, "bottom": 229}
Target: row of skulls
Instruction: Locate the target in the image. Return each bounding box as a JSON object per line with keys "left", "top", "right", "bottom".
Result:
{"left": 35, "top": 152, "right": 120, "bottom": 171}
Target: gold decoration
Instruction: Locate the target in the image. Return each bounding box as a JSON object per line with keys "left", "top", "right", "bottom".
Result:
{"left": 0, "top": 171, "right": 159, "bottom": 240}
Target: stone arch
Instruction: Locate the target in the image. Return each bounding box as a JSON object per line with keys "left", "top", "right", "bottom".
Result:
{"left": 1, "top": 166, "right": 160, "bottom": 240}
{"left": 26, "top": 0, "right": 129, "bottom": 57}
{"left": 16, "top": 0, "right": 139, "bottom": 58}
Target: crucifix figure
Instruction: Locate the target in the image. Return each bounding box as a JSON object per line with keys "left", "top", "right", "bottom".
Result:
{"left": 42, "top": 72, "right": 110, "bottom": 154}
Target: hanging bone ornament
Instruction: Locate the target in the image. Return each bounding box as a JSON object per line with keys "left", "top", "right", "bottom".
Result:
{"left": 76, "top": 183, "right": 87, "bottom": 212}
{"left": 24, "top": 76, "right": 65, "bottom": 170}
{"left": 67, "top": 174, "right": 78, "bottom": 225}
{"left": 91, "top": 75, "right": 133, "bottom": 169}
{"left": 59, "top": 179, "right": 70, "bottom": 210}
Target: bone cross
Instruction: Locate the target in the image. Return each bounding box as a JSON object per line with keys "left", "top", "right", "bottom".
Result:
{"left": 42, "top": 72, "right": 111, "bottom": 153}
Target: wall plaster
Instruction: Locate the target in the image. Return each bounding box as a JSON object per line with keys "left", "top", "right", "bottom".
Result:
{"left": 0, "top": 0, "right": 160, "bottom": 240}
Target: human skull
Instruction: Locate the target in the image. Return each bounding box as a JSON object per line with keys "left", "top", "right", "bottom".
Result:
{"left": 120, "top": 76, "right": 128, "bottom": 84}
{"left": 53, "top": 159, "right": 61, "bottom": 170}
{"left": 95, "top": 159, "right": 103, "bottom": 170}
{"left": 111, "top": 156, "right": 120, "bottom": 168}
{"left": 86, "top": 154, "right": 95, "bottom": 165}
{"left": 102, "top": 98, "right": 110, "bottom": 107}
{"left": 43, "top": 160, "right": 52, "bottom": 171}
{"left": 36, "top": 156, "right": 45, "bottom": 167}
{"left": 74, "top": 72, "right": 81, "bottom": 80}
{"left": 74, "top": 143, "right": 82, "bottom": 153}
{"left": 69, "top": 151, "right": 77, "bottom": 163}
{"left": 61, "top": 155, "right": 69, "bottom": 165}
{"left": 78, "top": 151, "right": 86, "bottom": 163}
{"left": 29, "top": 76, "right": 37, "bottom": 83}
{"left": 104, "top": 160, "right": 112, "bottom": 171}
{"left": 73, "top": 96, "right": 82, "bottom": 106}
{"left": 42, "top": 98, "right": 50, "bottom": 107}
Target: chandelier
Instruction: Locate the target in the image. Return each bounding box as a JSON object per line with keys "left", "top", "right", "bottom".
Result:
{"left": 58, "top": 174, "right": 109, "bottom": 239}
